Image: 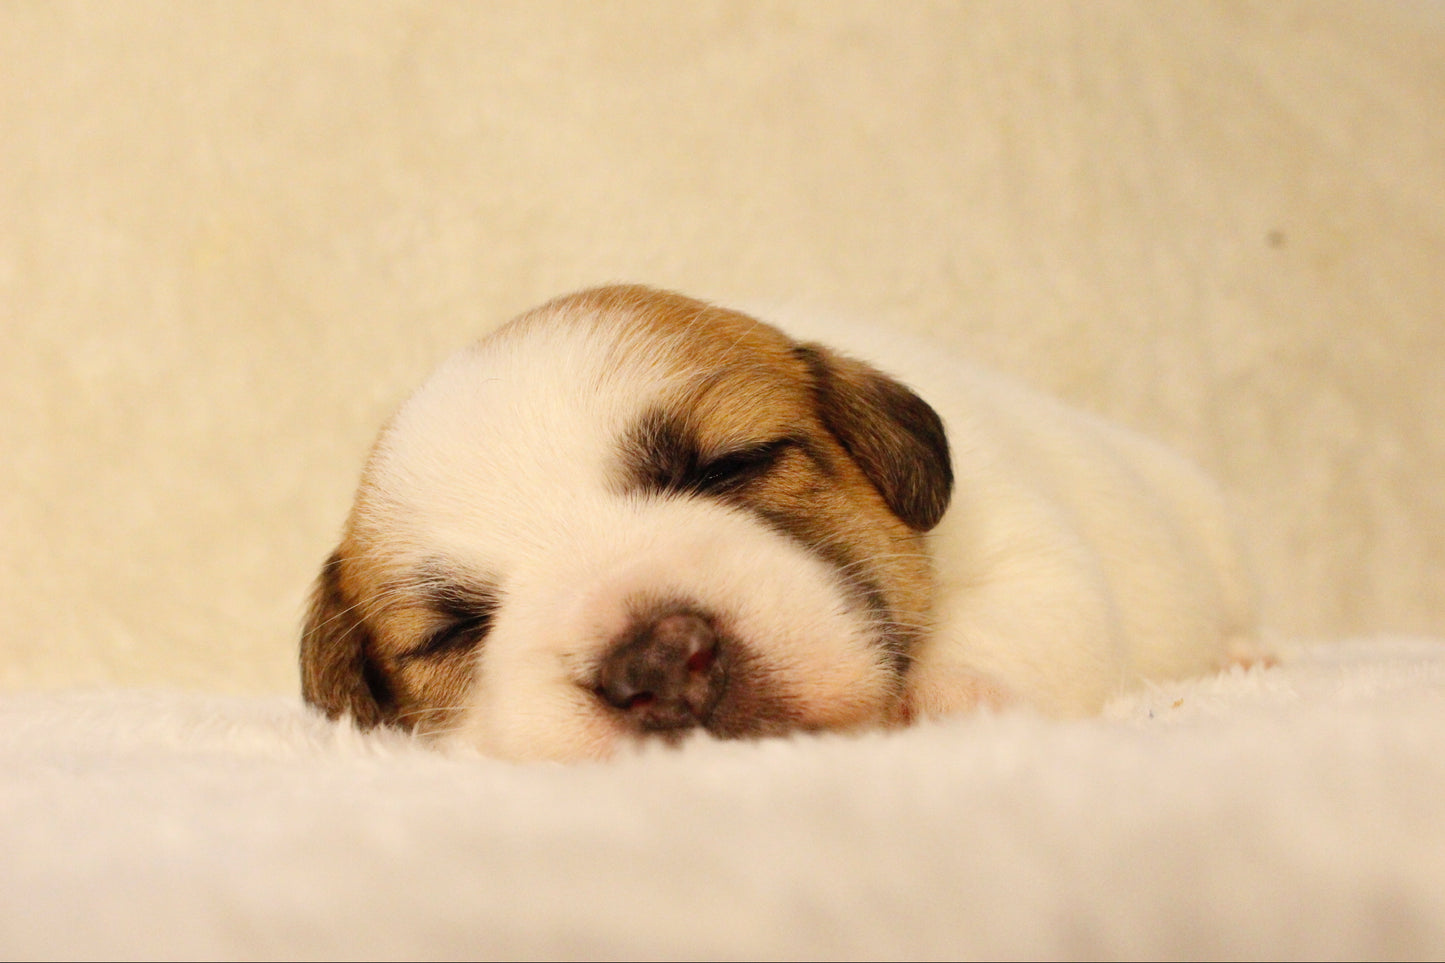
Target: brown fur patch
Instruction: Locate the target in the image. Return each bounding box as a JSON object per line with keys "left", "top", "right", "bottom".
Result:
{"left": 301, "top": 542, "right": 491, "bottom": 735}
{"left": 299, "top": 551, "right": 393, "bottom": 729}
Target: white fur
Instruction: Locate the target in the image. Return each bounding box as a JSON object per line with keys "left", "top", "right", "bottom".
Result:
{"left": 352, "top": 295, "right": 1256, "bottom": 757}
{"left": 892, "top": 343, "right": 1254, "bottom": 716}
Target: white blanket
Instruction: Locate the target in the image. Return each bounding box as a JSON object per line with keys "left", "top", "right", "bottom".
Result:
{"left": 5, "top": 637, "right": 1443, "bottom": 960}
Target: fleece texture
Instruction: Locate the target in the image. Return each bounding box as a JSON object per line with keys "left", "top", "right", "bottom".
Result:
{"left": 3, "top": 639, "right": 1444, "bottom": 960}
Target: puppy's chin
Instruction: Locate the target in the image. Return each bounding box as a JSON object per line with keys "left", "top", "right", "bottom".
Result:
{"left": 432, "top": 497, "right": 906, "bottom": 763}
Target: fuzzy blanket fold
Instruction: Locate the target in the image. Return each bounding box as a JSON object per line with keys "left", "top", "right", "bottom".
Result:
{"left": 4, "top": 637, "right": 1443, "bottom": 961}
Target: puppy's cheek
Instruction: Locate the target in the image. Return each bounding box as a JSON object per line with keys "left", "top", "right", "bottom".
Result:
{"left": 712, "top": 638, "right": 898, "bottom": 734}
{"left": 447, "top": 648, "right": 630, "bottom": 762}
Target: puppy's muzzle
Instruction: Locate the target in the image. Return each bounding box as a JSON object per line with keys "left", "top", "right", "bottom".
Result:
{"left": 594, "top": 608, "right": 726, "bottom": 734}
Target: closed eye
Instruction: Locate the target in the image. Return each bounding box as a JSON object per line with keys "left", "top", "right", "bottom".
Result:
{"left": 402, "top": 612, "right": 493, "bottom": 662}
{"left": 692, "top": 438, "right": 795, "bottom": 495}
{"left": 620, "top": 408, "right": 806, "bottom": 500}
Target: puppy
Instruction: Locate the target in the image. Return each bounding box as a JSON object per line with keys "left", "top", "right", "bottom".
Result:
{"left": 301, "top": 285, "right": 1259, "bottom": 760}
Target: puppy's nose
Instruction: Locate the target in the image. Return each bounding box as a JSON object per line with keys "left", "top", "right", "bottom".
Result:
{"left": 595, "top": 611, "right": 722, "bottom": 732}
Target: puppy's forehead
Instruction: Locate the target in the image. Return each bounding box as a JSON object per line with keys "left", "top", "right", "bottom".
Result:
{"left": 517, "top": 284, "right": 804, "bottom": 393}
{"left": 354, "top": 287, "right": 809, "bottom": 552}
{"left": 541, "top": 286, "right": 812, "bottom": 440}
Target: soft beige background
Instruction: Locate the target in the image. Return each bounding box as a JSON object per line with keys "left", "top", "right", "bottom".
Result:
{"left": 2, "top": 1, "right": 1441, "bottom": 693}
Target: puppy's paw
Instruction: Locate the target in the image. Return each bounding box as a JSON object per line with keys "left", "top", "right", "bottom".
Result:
{"left": 1223, "top": 634, "right": 1279, "bottom": 672}
{"left": 900, "top": 666, "right": 1012, "bottom": 724}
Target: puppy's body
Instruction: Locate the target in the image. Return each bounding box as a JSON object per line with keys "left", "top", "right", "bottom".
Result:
{"left": 303, "top": 285, "right": 1257, "bottom": 760}
{"left": 823, "top": 320, "right": 1258, "bottom": 719}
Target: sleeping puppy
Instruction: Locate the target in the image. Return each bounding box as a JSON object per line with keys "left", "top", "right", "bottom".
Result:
{"left": 302, "top": 284, "right": 1260, "bottom": 760}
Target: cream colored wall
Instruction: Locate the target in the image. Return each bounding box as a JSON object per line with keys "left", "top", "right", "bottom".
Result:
{"left": 2, "top": 1, "right": 1441, "bottom": 692}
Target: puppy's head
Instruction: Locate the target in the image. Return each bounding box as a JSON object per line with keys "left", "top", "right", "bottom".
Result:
{"left": 301, "top": 285, "right": 952, "bottom": 760}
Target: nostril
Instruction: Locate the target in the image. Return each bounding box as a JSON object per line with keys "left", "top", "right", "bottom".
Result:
{"left": 685, "top": 643, "right": 715, "bottom": 675}
{"left": 594, "top": 682, "right": 655, "bottom": 712}
{"left": 651, "top": 612, "right": 715, "bottom": 660}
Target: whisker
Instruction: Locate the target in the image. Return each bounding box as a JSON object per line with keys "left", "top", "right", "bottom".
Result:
{"left": 393, "top": 703, "right": 469, "bottom": 723}
{"left": 829, "top": 551, "right": 932, "bottom": 576}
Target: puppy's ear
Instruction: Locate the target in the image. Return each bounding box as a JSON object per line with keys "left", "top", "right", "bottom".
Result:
{"left": 798, "top": 344, "right": 953, "bottom": 532}
{"left": 299, "top": 551, "right": 394, "bottom": 729}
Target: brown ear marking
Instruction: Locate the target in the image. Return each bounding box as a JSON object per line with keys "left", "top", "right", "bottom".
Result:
{"left": 796, "top": 343, "right": 954, "bottom": 532}
{"left": 299, "top": 551, "right": 395, "bottom": 729}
